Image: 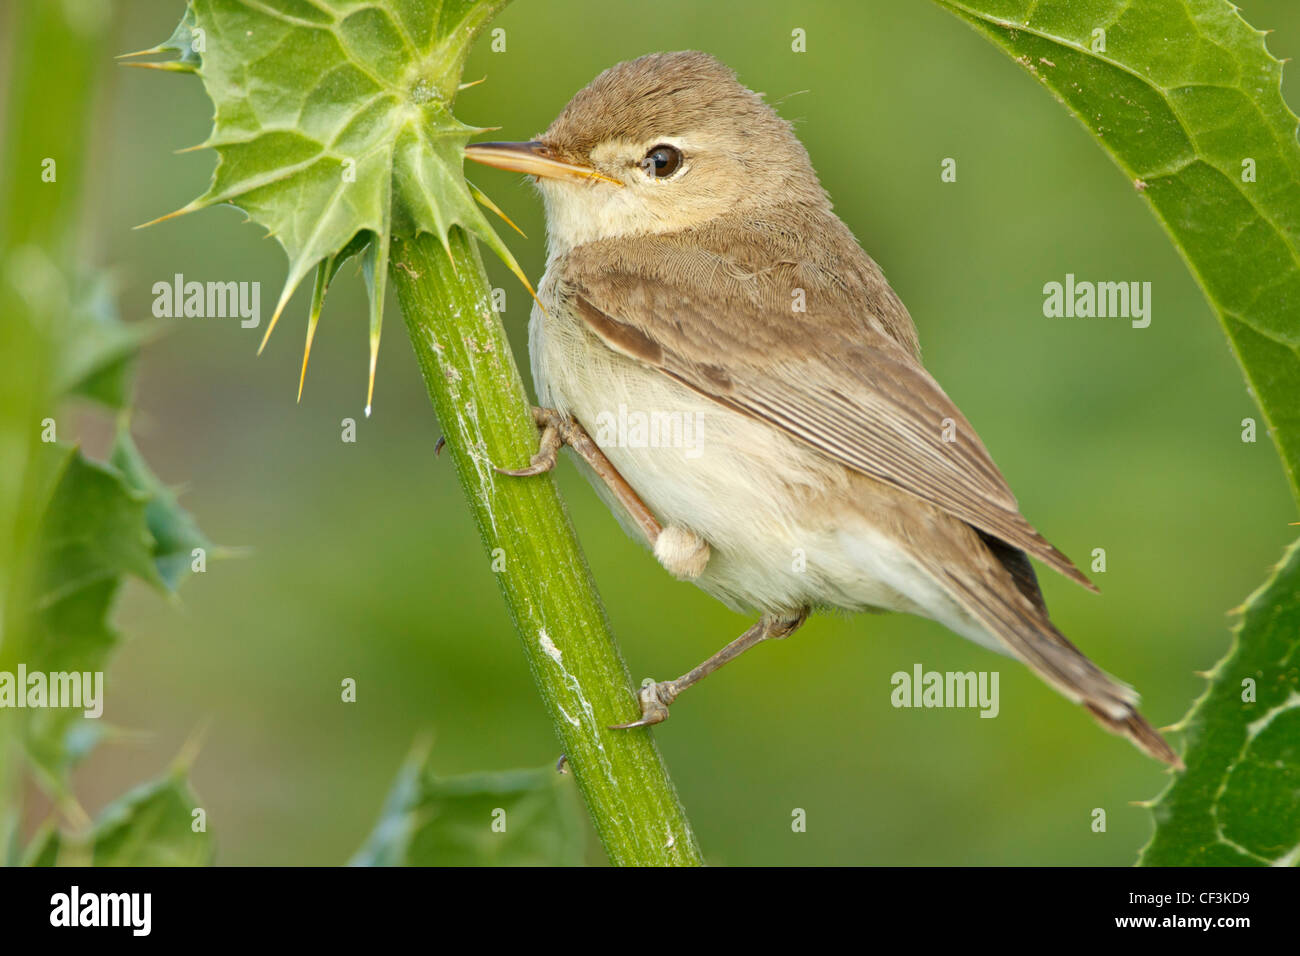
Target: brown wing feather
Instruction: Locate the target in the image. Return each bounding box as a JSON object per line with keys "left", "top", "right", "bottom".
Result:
{"left": 563, "top": 226, "right": 1095, "bottom": 590}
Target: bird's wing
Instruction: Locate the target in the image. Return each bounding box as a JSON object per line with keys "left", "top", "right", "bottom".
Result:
{"left": 562, "top": 244, "right": 1094, "bottom": 590}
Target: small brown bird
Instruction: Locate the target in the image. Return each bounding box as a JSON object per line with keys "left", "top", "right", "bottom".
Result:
{"left": 466, "top": 51, "right": 1180, "bottom": 767}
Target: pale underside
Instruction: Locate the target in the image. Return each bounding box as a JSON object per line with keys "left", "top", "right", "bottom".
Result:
{"left": 532, "top": 282, "right": 1003, "bottom": 648}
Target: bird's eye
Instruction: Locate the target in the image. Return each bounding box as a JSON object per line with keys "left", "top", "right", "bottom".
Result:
{"left": 640, "top": 144, "right": 683, "bottom": 179}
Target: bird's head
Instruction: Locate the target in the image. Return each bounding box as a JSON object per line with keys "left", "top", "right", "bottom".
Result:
{"left": 465, "top": 51, "right": 824, "bottom": 255}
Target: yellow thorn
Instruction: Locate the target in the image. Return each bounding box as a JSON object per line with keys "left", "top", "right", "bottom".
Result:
{"left": 504, "top": 257, "right": 542, "bottom": 313}
{"left": 134, "top": 200, "right": 203, "bottom": 230}
{"left": 258, "top": 291, "right": 293, "bottom": 355}
{"left": 120, "top": 60, "right": 194, "bottom": 73}
{"left": 116, "top": 45, "right": 167, "bottom": 59}
{"left": 172, "top": 717, "right": 212, "bottom": 775}
{"left": 458, "top": 75, "right": 487, "bottom": 90}
{"left": 438, "top": 232, "right": 460, "bottom": 277}
{"left": 470, "top": 183, "right": 526, "bottom": 238}
{"left": 299, "top": 261, "right": 332, "bottom": 402}
{"left": 365, "top": 335, "right": 379, "bottom": 417}
{"left": 297, "top": 315, "right": 321, "bottom": 403}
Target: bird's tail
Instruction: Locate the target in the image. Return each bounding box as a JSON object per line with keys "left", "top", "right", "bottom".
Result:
{"left": 1082, "top": 702, "right": 1181, "bottom": 768}
{"left": 917, "top": 534, "right": 1182, "bottom": 768}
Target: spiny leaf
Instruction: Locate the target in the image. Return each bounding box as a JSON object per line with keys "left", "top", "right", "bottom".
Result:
{"left": 90, "top": 773, "right": 213, "bottom": 866}
{"left": 353, "top": 741, "right": 585, "bottom": 866}
{"left": 5, "top": 0, "right": 216, "bottom": 870}
{"left": 1139, "top": 540, "right": 1300, "bottom": 866}
{"left": 110, "top": 429, "right": 212, "bottom": 593}
{"left": 54, "top": 274, "right": 158, "bottom": 411}
{"left": 25, "top": 427, "right": 212, "bottom": 787}
{"left": 29, "top": 772, "right": 213, "bottom": 867}
{"left": 118, "top": 5, "right": 200, "bottom": 72}
{"left": 138, "top": 0, "right": 528, "bottom": 412}
{"left": 23, "top": 577, "right": 119, "bottom": 789}
{"left": 33, "top": 445, "right": 160, "bottom": 605}
{"left": 936, "top": 0, "right": 1300, "bottom": 506}
{"left": 34, "top": 430, "right": 212, "bottom": 606}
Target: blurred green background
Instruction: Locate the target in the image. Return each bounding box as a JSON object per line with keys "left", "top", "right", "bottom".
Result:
{"left": 12, "top": 0, "right": 1300, "bottom": 864}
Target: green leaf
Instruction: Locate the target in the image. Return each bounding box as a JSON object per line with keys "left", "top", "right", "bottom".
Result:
{"left": 54, "top": 274, "right": 157, "bottom": 411}
{"left": 25, "top": 430, "right": 211, "bottom": 784}
{"left": 138, "top": 0, "right": 527, "bottom": 410}
{"left": 24, "top": 443, "right": 140, "bottom": 786}
{"left": 33, "top": 446, "right": 159, "bottom": 605}
{"left": 354, "top": 743, "right": 586, "bottom": 866}
{"left": 24, "top": 773, "right": 212, "bottom": 867}
{"left": 1139, "top": 540, "right": 1300, "bottom": 865}
{"left": 110, "top": 429, "right": 212, "bottom": 593}
{"left": 22, "top": 579, "right": 118, "bottom": 786}
{"left": 936, "top": 0, "right": 1300, "bottom": 505}
{"left": 90, "top": 774, "right": 213, "bottom": 866}
{"left": 33, "top": 429, "right": 211, "bottom": 609}
{"left": 3, "top": 0, "right": 217, "bottom": 869}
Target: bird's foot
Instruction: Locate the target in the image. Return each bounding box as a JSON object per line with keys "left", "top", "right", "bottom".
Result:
{"left": 609, "top": 678, "right": 679, "bottom": 729}
{"left": 494, "top": 406, "right": 567, "bottom": 476}
{"left": 494, "top": 406, "right": 666, "bottom": 548}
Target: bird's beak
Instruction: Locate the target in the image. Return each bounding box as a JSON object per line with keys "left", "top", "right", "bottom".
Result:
{"left": 464, "top": 140, "right": 623, "bottom": 187}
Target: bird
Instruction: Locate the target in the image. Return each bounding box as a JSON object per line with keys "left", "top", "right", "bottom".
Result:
{"left": 464, "top": 50, "right": 1180, "bottom": 767}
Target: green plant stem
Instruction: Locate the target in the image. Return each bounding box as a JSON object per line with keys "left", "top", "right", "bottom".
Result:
{"left": 389, "top": 229, "right": 703, "bottom": 866}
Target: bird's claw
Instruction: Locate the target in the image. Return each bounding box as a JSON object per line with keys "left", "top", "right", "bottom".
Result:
{"left": 493, "top": 410, "right": 563, "bottom": 476}
{"left": 494, "top": 446, "right": 557, "bottom": 477}
{"left": 609, "top": 679, "right": 676, "bottom": 730}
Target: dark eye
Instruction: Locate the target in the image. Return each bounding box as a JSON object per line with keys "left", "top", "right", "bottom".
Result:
{"left": 640, "top": 144, "right": 683, "bottom": 178}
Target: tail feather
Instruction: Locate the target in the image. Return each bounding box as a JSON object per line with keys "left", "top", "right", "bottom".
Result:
{"left": 1085, "top": 703, "right": 1183, "bottom": 769}
{"left": 918, "top": 530, "right": 1181, "bottom": 768}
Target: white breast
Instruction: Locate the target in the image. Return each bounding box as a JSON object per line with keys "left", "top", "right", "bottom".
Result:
{"left": 527, "top": 269, "right": 941, "bottom": 622}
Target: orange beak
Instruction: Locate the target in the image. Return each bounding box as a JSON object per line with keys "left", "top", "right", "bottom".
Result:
{"left": 464, "top": 140, "right": 623, "bottom": 187}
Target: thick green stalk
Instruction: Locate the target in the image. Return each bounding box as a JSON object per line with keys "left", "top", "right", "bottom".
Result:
{"left": 390, "top": 229, "right": 703, "bottom": 866}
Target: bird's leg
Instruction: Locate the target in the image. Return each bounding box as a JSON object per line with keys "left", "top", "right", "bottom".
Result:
{"left": 610, "top": 609, "right": 810, "bottom": 730}
{"left": 495, "top": 405, "right": 665, "bottom": 549}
